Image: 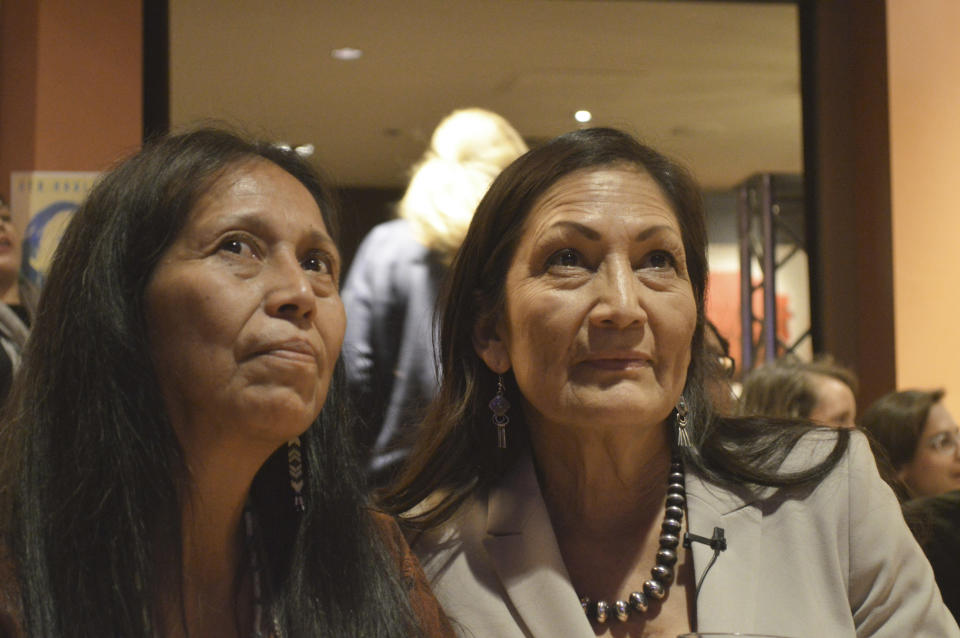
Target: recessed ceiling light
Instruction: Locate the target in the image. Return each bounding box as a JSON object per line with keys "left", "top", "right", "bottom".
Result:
{"left": 574, "top": 110, "right": 592, "bottom": 123}
{"left": 331, "top": 47, "right": 363, "bottom": 61}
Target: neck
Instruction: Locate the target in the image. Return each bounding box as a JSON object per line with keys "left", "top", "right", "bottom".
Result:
{"left": 165, "top": 433, "right": 277, "bottom": 638}
{"left": 529, "top": 414, "right": 673, "bottom": 540}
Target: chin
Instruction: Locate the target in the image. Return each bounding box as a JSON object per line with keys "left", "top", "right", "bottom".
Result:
{"left": 242, "top": 395, "right": 321, "bottom": 439}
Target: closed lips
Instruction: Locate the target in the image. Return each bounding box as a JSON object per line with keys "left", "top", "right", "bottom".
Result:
{"left": 251, "top": 339, "right": 318, "bottom": 364}
{"left": 582, "top": 352, "right": 652, "bottom": 369}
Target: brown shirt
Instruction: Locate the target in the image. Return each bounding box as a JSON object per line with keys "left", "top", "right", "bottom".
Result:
{"left": 372, "top": 510, "right": 456, "bottom": 637}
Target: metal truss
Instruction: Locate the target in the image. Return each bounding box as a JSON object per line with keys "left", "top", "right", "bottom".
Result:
{"left": 737, "top": 173, "right": 812, "bottom": 372}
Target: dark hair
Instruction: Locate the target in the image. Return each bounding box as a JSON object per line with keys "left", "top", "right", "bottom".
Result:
{"left": 381, "top": 127, "right": 849, "bottom": 526}
{"left": 0, "top": 128, "right": 422, "bottom": 636}
{"left": 862, "top": 389, "right": 946, "bottom": 469}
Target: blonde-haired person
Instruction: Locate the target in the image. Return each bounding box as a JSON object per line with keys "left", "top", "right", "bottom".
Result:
{"left": 342, "top": 108, "right": 527, "bottom": 485}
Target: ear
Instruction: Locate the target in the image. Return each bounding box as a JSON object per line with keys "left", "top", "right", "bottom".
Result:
{"left": 473, "top": 311, "right": 511, "bottom": 375}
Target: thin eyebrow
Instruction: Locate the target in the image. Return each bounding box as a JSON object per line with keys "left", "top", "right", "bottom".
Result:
{"left": 208, "top": 210, "right": 338, "bottom": 253}
{"left": 634, "top": 224, "right": 681, "bottom": 243}
{"left": 547, "top": 220, "right": 601, "bottom": 240}
{"left": 545, "top": 220, "right": 680, "bottom": 243}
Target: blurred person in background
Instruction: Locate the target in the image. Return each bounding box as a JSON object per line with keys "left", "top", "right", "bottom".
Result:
{"left": 738, "top": 354, "right": 858, "bottom": 428}
{"left": 0, "top": 197, "right": 28, "bottom": 405}
{"left": 862, "top": 389, "right": 960, "bottom": 500}
{"left": 342, "top": 108, "right": 527, "bottom": 486}
{"left": 884, "top": 393, "right": 960, "bottom": 622}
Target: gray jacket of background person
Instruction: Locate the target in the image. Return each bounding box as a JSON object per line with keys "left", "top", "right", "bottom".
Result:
{"left": 411, "top": 431, "right": 959, "bottom": 637}
{"left": 341, "top": 219, "right": 445, "bottom": 483}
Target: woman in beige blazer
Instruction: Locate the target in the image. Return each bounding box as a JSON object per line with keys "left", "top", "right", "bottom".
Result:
{"left": 383, "top": 127, "right": 958, "bottom": 637}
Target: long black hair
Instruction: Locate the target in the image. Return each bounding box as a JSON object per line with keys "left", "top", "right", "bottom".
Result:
{"left": 382, "top": 127, "right": 849, "bottom": 526}
{"left": 0, "top": 128, "right": 423, "bottom": 636}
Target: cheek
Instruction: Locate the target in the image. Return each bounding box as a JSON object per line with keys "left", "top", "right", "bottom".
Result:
{"left": 505, "top": 288, "right": 576, "bottom": 374}
{"left": 659, "top": 296, "right": 697, "bottom": 364}
{"left": 319, "top": 297, "right": 347, "bottom": 363}
{"left": 146, "top": 275, "right": 244, "bottom": 374}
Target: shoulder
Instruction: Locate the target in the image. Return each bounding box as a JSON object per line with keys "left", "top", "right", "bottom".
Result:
{"left": 354, "top": 220, "right": 427, "bottom": 260}
{"left": 0, "top": 538, "right": 24, "bottom": 638}
{"left": 405, "top": 491, "right": 490, "bottom": 576}
{"left": 778, "top": 430, "right": 960, "bottom": 635}
{"left": 369, "top": 511, "right": 456, "bottom": 638}
{"left": 343, "top": 220, "right": 433, "bottom": 297}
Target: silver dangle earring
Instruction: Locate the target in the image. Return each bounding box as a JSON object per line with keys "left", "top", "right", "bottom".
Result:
{"left": 489, "top": 375, "right": 511, "bottom": 449}
{"left": 288, "top": 436, "right": 305, "bottom": 511}
{"left": 675, "top": 396, "right": 691, "bottom": 448}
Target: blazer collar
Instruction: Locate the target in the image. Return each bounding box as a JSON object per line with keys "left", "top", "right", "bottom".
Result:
{"left": 685, "top": 471, "right": 763, "bottom": 633}
{"left": 482, "top": 454, "right": 595, "bottom": 635}
{"left": 481, "top": 453, "right": 767, "bottom": 635}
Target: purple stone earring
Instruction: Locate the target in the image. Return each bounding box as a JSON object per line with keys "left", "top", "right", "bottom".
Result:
{"left": 489, "top": 375, "right": 511, "bottom": 449}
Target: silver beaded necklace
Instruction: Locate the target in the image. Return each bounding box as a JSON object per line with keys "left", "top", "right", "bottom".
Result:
{"left": 578, "top": 451, "right": 685, "bottom": 624}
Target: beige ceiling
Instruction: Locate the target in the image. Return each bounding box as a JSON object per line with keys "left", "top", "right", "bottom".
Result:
{"left": 170, "top": 0, "right": 801, "bottom": 191}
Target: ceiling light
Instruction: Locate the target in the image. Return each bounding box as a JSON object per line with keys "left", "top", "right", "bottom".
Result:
{"left": 574, "top": 110, "right": 592, "bottom": 123}
{"left": 331, "top": 47, "right": 363, "bottom": 61}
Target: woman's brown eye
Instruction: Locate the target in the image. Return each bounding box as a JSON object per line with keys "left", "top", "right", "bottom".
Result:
{"left": 548, "top": 248, "right": 581, "bottom": 268}
{"left": 221, "top": 239, "right": 243, "bottom": 254}
{"left": 645, "top": 251, "right": 676, "bottom": 270}
{"left": 302, "top": 253, "right": 331, "bottom": 274}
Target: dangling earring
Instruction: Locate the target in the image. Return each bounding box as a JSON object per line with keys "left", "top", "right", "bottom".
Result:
{"left": 489, "top": 375, "right": 511, "bottom": 449}
{"left": 675, "top": 396, "right": 691, "bottom": 448}
{"left": 288, "top": 436, "right": 305, "bottom": 511}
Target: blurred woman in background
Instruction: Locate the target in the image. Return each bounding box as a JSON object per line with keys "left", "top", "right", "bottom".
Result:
{"left": 342, "top": 107, "right": 526, "bottom": 485}
{"left": 0, "top": 197, "right": 28, "bottom": 405}
{"left": 738, "top": 354, "right": 859, "bottom": 429}
{"left": 862, "top": 388, "right": 960, "bottom": 500}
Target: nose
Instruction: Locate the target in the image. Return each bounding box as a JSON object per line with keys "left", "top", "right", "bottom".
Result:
{"left": 589, "top": 258, "right": 646, "bottom": 329}
{"left": 264, "top": 253, "right": 315, "bottom": 321}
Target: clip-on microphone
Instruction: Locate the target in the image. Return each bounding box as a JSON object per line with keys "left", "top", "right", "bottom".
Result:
{"left": 683, "top": 527, "right": 727, "bottom": 599}
{"left": 683, "top": 526, "right": 727, "bottom": 551}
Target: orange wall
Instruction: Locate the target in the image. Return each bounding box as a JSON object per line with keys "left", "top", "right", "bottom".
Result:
{"left": 0, "top": 0, "right": 142, "bottom": 200}
{"left": 0, "top": 3, "right": 40, "bottom": 199}
{"left": 887, "top": 0, "right": 960, "bottom": 415}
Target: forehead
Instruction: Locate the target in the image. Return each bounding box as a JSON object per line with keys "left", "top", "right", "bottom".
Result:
{"left": 810, "top": 374, "right": 853, "bottom": 398}
{"left": 522, "top": 165, "right": 679, "bottom": 235}
{"left": 924, "top": 402, "right": 957, "bottom": 433}
{"left": 190, "top": 159, "right": 327, "bottom": 228}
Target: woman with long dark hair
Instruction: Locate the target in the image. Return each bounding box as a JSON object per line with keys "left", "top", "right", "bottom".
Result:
{"left": 382, "top": 127, "right": 956, "bottom": 637}
{"left": 0, "top": 128, "right": 452, "bottom": 637}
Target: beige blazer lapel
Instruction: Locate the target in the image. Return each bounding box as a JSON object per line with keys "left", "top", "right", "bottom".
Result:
{"left": 481, "top": 454, "right": 595, "bottom": 637}
{"left": 685, "top": 472, "right": 762, "bottom": 634}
